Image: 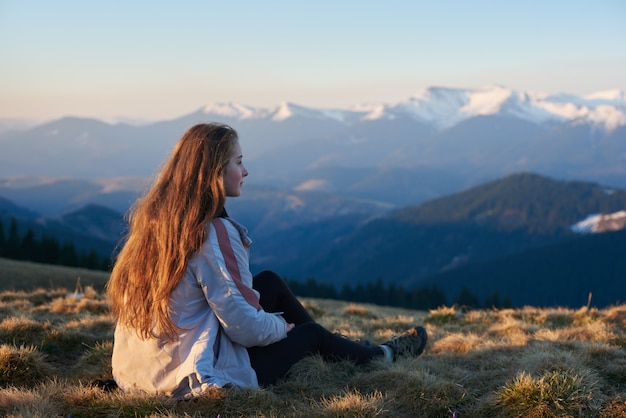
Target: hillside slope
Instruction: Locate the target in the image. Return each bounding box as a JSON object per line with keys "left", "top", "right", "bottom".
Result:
{"left": 417, "top": 228, "right": 626, "bottom": 308}
{"left": 0, "top": 257, "right": 109, "bottom": 291}
{"left": 273, "top": 173, "right": 626, "bottom": 308}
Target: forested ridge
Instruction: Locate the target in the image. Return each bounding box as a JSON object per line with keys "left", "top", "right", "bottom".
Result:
{"left": 1, "top": 173, "right": 624, "bottom": 309}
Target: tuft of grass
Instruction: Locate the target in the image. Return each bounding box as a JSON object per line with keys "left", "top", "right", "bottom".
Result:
{"left": 0, "top": 345, "right": 53, "bottom": 388}
{"left": 348, "top": 365, "right": 467, "bottom": 418}
{"left": 425, "top": 305, "right": 461, "bottom": 325}
{"left": 0, "top": 316, "right": 50, "bottom": 346}
{"left": 317, "top": 389, "right": 385, "bottom": 417}
{"left": 0, "top": 383, "right": 61, "bottom": 417}
{"left": 497, "top": 369, "right": 601, "bottom": 417}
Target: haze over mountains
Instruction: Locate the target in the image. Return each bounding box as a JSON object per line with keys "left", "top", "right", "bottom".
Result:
{"left": 1, "top": 85, "right": 625, "bottom": 307}
{"left": 1, "top": 85, "right": 625, "bottom": 189}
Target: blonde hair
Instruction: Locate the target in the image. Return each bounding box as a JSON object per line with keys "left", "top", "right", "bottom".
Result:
{"left": 106, "top": 123, "right": 238, "bottom": 341}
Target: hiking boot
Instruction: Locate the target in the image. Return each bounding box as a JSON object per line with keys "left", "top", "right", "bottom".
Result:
{"left": 382, "top": 326, "right": 428, "bottom": 360}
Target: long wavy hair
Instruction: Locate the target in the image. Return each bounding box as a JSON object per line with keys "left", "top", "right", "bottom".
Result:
{"left": 106, "top": 123, "right": 238, "bottom": 341}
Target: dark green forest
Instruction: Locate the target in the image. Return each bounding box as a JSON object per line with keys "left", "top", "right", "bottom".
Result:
{"left": 0, "top": 217, "right": 111, "bottom": 271}
{"left": 419, "top": 228, "right": 626, "bottom": 308}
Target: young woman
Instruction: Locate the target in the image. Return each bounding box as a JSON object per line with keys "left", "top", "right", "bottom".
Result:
{"left": 107, "top": 123, "right": 427, "bottom": 398}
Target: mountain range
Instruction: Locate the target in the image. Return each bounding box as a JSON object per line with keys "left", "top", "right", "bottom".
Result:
{"left": 1, "top": 172, "right": 625, "bottom": 308}
{"left": 1, "top": 85, "right": 625, "bottom": 199}
{"left": 1, "top": 85, "right": 625, "bottom": 307}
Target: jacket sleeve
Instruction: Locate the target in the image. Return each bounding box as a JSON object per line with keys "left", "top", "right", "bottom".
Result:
{"left": 191, "top": 218, "right": 288, "bottom": 347}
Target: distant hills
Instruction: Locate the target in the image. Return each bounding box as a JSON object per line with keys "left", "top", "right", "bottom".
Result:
{"left": 0, "top": 201, "right": 125, "bottom": 257}
{"left": 265, "top": 173, "right": 626, "bottom": 279}
{"left": 4, "top": 172, "right": 624, "bottom": 307}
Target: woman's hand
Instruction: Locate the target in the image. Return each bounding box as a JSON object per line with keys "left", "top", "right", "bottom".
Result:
{"left": 286, "top": 323, "right": 295, "bottom": 333}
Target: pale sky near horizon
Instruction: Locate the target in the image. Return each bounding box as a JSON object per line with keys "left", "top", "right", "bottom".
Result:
{"left": 1, "top": 0, "right": 625, "bottom": 123}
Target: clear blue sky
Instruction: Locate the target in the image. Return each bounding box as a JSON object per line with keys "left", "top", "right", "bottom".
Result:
{"left": 1, "top": 0, "right": 624, "bottom": 122}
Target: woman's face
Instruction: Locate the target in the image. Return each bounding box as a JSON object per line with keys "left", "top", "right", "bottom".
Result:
{"left": 223, "top": 141, "right": 248, "bottom": 197}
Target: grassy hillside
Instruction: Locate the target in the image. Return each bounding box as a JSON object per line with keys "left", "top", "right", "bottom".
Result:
{"left": 0, "top": 257, "right": 109, "bottom": 291}
{"left": 1, "top": 264, "right": 625, "bottom": 416}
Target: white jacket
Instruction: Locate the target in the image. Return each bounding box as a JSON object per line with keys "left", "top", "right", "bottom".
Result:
{"left": 111, "top": 216, "right": 288, "bottom": 398}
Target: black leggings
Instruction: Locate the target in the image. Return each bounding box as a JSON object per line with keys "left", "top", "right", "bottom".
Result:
{"left": 247, "top": 270, "right": 384, "bottom": 386}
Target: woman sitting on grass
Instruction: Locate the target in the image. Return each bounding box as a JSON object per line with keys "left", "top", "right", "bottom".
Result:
{"left": 106, "top": 123, "right": 427, "bottom": 398}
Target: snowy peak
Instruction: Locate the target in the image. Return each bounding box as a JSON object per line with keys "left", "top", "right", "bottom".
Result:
{"left": 272, "top": 102, "right": 316, "bottom": 121}
{"left": 198, "top": 86, "right": 626, "bottom": 132}
{"left": 201, "top": 102, "right": 270, "bottom": 119}
{"left": 271, "top": 102, "right": 352, "bottom": 123}
{"left": 399, "top": 86, "right": 472, "bottom": 127}
{"left": 397, "top": 86, "right": 569, "bottom": 128}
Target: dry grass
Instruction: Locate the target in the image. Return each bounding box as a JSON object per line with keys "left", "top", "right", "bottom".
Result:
{"left": 0, "top": 257, "right": 109, "bottom": 292}
{"left": 1, "top": 267, "right": 626, "bottom": 416}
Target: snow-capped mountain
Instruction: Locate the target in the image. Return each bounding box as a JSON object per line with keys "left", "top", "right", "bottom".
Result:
{"left": 363, "top": 86, "right": 625, "bottom": 131}
{"left": 197, "top": 85, "right": 626, "bottom": 131}
{"left": 1, "top": 85, "right": 625, "bottom": 208}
